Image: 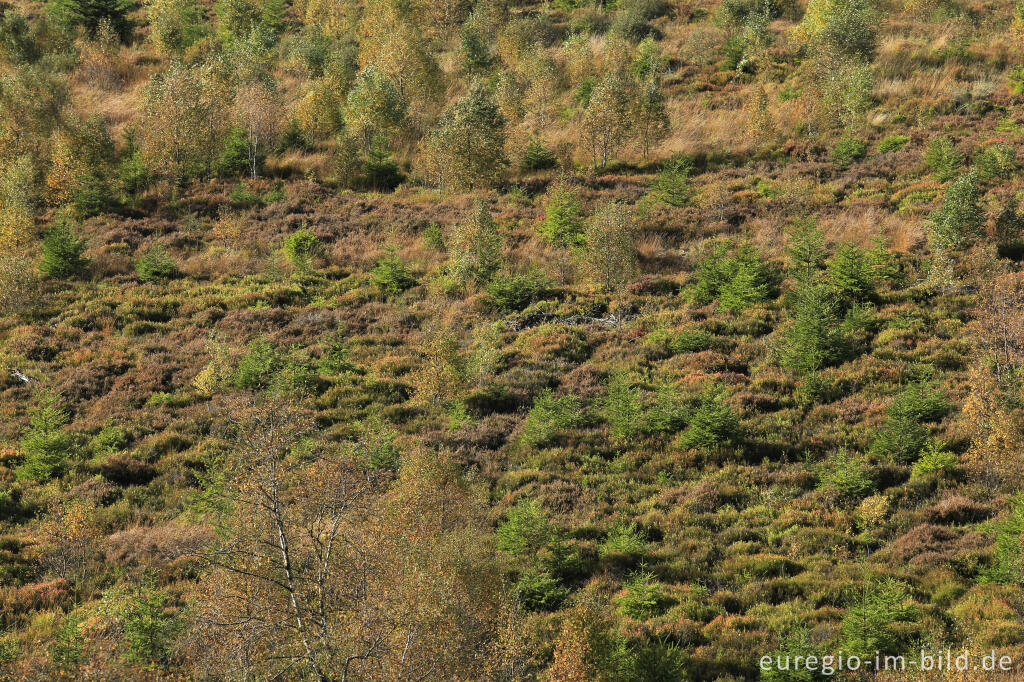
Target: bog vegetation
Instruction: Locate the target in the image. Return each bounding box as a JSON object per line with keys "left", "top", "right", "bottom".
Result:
{"left": 1, "top": 0, "right": 1024, "bottom": 677}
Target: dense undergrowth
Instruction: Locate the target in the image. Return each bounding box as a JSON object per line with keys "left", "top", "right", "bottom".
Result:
{"left": 3, "top": 0, "right": 1024, "bottom": 677}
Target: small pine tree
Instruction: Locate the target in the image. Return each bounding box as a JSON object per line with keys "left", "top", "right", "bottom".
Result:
{"left": 448, "top": 202, "right": 503, "bottom": 287}
{"left": 47, "top": 0, "right": 136, "bottom": 41}
{"left": 582, "top": 202, "right": 637, "bottom": 295}
{"left": 123, "top": 575, "right": 178, "bottom": 665}
{"left": 840, "top": 579, "right": 919, "bottom": 659}
{"left": 928, "top": 170, "right": 984, "bottom": 251}
{"left": 650, "top": 156, "right": 692, "bottom": 207}
{"left": 39, "top": 217, "right": 89, "bottom": 279}
{"left": 826, "top": 242, "right": 874, "bottom": 304}
{"left": 779, "top": 277, "right": 847, "bottom": 373}
{"left": 16, "top": 392, "right": 73, "bottom": 482}
{"left": 602, "top": 370, "right": 642, "bottom": 443}
{"left": 135, "top": 244, "right": 177, "bottom": 282}
{"left": 370, "top": 248, "right": 417, "bottom": 298}
{"left": 538, "top": 184, "right": 585, "bottom": 248}
{"left": 923, "top": 136, "right": 963, "bottom": 182}
{"left": 49, "top": 611, "right": 85, "bottom": 672}
{"left": 282, "top": 226, "right": 323, "bottom": 271}
{"left": 681, "top": 385, "right": 742, "bottom": 451}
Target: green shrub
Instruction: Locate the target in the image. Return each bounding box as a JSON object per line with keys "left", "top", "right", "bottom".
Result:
{"left": 779, "top": 278, "right": 848, "bottom": 373}
{"left": 39, "top": 218, "right": 89, "bottom": 279}
{"left": 974, "top": 142, "right": 1018, "bottom": 182}
{"left": 485, "top": 272, "right": 549, "bottom": 312}
{"left": 599, "top": 522, "right": 647, "bottom": 559}
{"left": 370, "top": 249, "right": 417, "bottom": 297}
{"left": 923, "top": 136, "right": 962, "bottom": 181}
{"left": 826, "top": 242, "right": 874, "bottom": 304}
{"left": 514, "top": 568, "right": 569, "bottom": 612}
{"left": 983, "top": 493, "right": 1024, "bottom": 585}
{"left": 47, "top": 0, "right": 135, "bottom": 41}
{"left": 214, "top": 127, "right": 251, "bottom": 178}
{"left": 15, "top": 393, "right": 74, "bottom": 482}
{"left": 672, "top": 326, "right": 714, "bottom": 353}
{"left": 538, "top": 184, "right": 585, "bottom": 248}
{"left": 877, "top": 134, "right": 910, "bottom": 153}
{"left": 497, "top": 499, "right": 555, "bottom": 556}
{"left": 135, "top": 244, "right": 177, "bottom": 282}
{"left": 521, "top": 138, "right": 557, "bottom": 171}
{"left": 617, "top": 569, "right": 673, "bottom": 619}
{"left": 910, "top": 439, "right": 956, "bottom": 479}
{"left": 1009, "top": 65, "right": 1024, "bottom": 95}
{"left": 693, "top": 240, "right": 776, "bottom": 312}
{"left": 832, "top": 136, "right": 867, "bottom": 167}
{"left": 282, "top": 227, "right": 324, "bottom": 271}
{"left": 422, "top": 223, "right": 445, "bottom": 251}
{"left": 650, "top": 156, "right": 693, "bottom": 207}
{"left": 681, "top": 385, "right": 742, "bottom": 451}
{"left": 840, "top": 579, "right": 919, "bottom": 659}
{"left": 602, "top": 371, "right": 643, "bottom": 443}
{"left": 90, "top": 425, "right": 131, "bottom": 455}
{"left": 820, "top": 449, "right": 873, "bottom": 500}
{"left": 49, "top": 611, "right": 85, "bottom": 672}
{"left": 870, "top": 383, "right": 948, "bottom": 464}
{"left": 122, "top": 575, "right": 179, "bottom": 665}
{"left": 520, "top": 389, "right": 586, "bottom": 449}
{"left": 232, "top": 336, "right": 281, "bottom": 390}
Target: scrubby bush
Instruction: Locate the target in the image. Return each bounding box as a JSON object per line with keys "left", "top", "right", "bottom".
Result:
{"left": 135, "top": 244, "right": 177, "bottom": 282}
{"left": 877, "top": 134, "right": 910, "bottom": 153}
{"left": 520, "top": 390, "right": 586, "bottom": 448}
{"left": 16, "top": 393, "right": 74, "bottom": 482}
{"left": 831, "top": 136, "right": 867, "bottom": 167}
{"left": 650, "top": 156, "right": 692, "bottom": 207}
{"left": 974, "top": 142, "right": 1018, "bottom": 182}
{"left": 599, "top": 522, "right": 647, "bottom": 559}
{"left": 39, "top": 218, "right": 89, "bottom": 279}
{"left": 232, "top": 336, "right": 281, "bottom": 390}
{"left": 681, "top": 385, "right": 742, "bottom": 451}
{"left": 371, "top": 249, "right": 417, "bottom": 298}
{"left": 693, "top": 240, "right": 777, "bottom": 313}
{"left": 928, "top": 170, "right": 983, "bottom": 252}
{"left": 521, "top": 138, "right": 557, "bottom": 171}
{"left": 911, "top": 439, "right": 957, "bottom": 479}
{"left": 820, "top": 448, "right": 873, "bottom": 500}
{"left": 47, "top": 0, "right": 135, "bottom": 41}
{"left": 617, "top": 569, "right": 673, "bottom": 618}
{"left": 870, "top": 383, "right": 948, "bottom": 464}
{"left": 514, "top": 568, "right": 570, "bottom": 612}
{"left": 485, "top": 272, "right": 549, "bottom": 312}
{"left": 538, "top": 183, "right": 585, "bottom": 248}
{"left": 282, "top": 226, "right": 323, "bottom": 271}
{"left": 923, "top": 137, "right": 962, "bottom": 181}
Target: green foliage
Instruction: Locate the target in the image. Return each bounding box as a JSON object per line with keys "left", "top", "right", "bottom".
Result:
{"left": 459, "top": 19, "right": 493, "bottom": 74}
{"left": 49, "top": 611, "right": 84, "bottom": 672}
{"left": 693, "top": 240, "right": 777, "bottom": 312}
{"left": 787, "top": 219, "right": 827, "bottom": 283}
{"left": 232, "top": 336, "right": 281, "bottom": 390}
{"left": 840, "top": 579, "right": 919, "bottom": 659}
{"left": 47, "top": 0, "right": 136, "bottom": 41}
{"left": 214, "top": 127, "right": 252, "bottom": 179}
{"left": 826, "top": 242, "right": 873, "bottom": 304}
{"left": 485, "top": 271, "right": 549, "bottom": 312}
{"left": 447, "top": 202, "right": 503, "bottom": 288}
{"left": 831, "top": 136, "right": 867, "bottom": 167}
{"left": 0, "top": 6, "right": 38, "bottom": 64}
{"left": 422, "top": 223, "right": 445, "bottom": 251}
{"left": 514, "top": 568, "right": 570, "bottom": 612}
{"left": 424, "top": 80, "right": 508, "bottom": 191}
{"left": 983, "top": 493, "right": 1024, "bottom": 585}
{"left": 520, "top": 389, "right": 586, "bottom": 449}
{"left": 39, "top": 217, "right": 89, "bottom": 279}
{"left": 1010, "top": 65, "right": 1024, "bottom": 96}
{"left": 617, "top": 569, "right": 672, "bottom": 618}
{"left": 910, "top": 438, "right": 956, "bottom": 479}
{"left": 779, "top": 276, "right": 848, "bottom": 373}
{"left": 599, "top": 522, "right": 647, "bottom": 559}
{"left": 819, "top": 448, "right": 873, "bottom": 499}
{"left": 995, "top": 196, "right": 1024, "bottom": 259}
{"left": 213, "top": 0, "right": 283, "bottom": 45}
{"left": 118, "top": 131, "right": 153, "bottom": 202}
{"left": 497, "top": 499, "right": 555, "bottom": 557}
{"left": 923, "top": 136, "right": 962, "bottom": 182}
{"left": 147, "top": 0, "right": 207, "bottom": 54}
{"left": 370, "top": 248, "right": 417, "bottom": 298}
{"left": 650, "top": 156, "right": 693, "bottom": 207}
{"left": 817, "top": 0, "right": 877, "bottom": 59}
{"left": 122, "top": 575, "right": 178, "bottom": 665}
{"left": 602, "top": 370, "right": 643, "bottom": 443}
{"left": 870, "top": 382, "right": 948, "bottom": 464}
{"left": 344, "top": 65, "right": 407, "bottom": 153}
{"left": 539, "top": 184, "right": 585, "bottom": 248}
{"left": 16, "top": 392, "right": 73, "bottom": 482}
{"left": 135, "top": 244, "right": 177, "bottom": 282}
{"left": 974, "top": 142, "right": 1018, "bottom": 182}
{"left": 91, "top": 424, "right": 131, "bottom": 455}
{"left": 681, "top": 385, "right": 742, "bottom": 451}
{"left": 521, "top": 138, "right": 557, "bottom": 171}
{"left": 282, "top": 226, "right": 323, "bottom": 271}
{"left": 877, "top": 134, "right": 910, "bottom": 153}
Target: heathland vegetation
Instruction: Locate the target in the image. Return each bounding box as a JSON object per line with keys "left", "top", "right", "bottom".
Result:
{"left": 2, "top": 0, "right": 1024, "bottom": 677}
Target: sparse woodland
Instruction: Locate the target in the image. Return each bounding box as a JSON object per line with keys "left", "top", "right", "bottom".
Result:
{"left": 3, "top": 0, "right": 1024, "bottom": 677}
